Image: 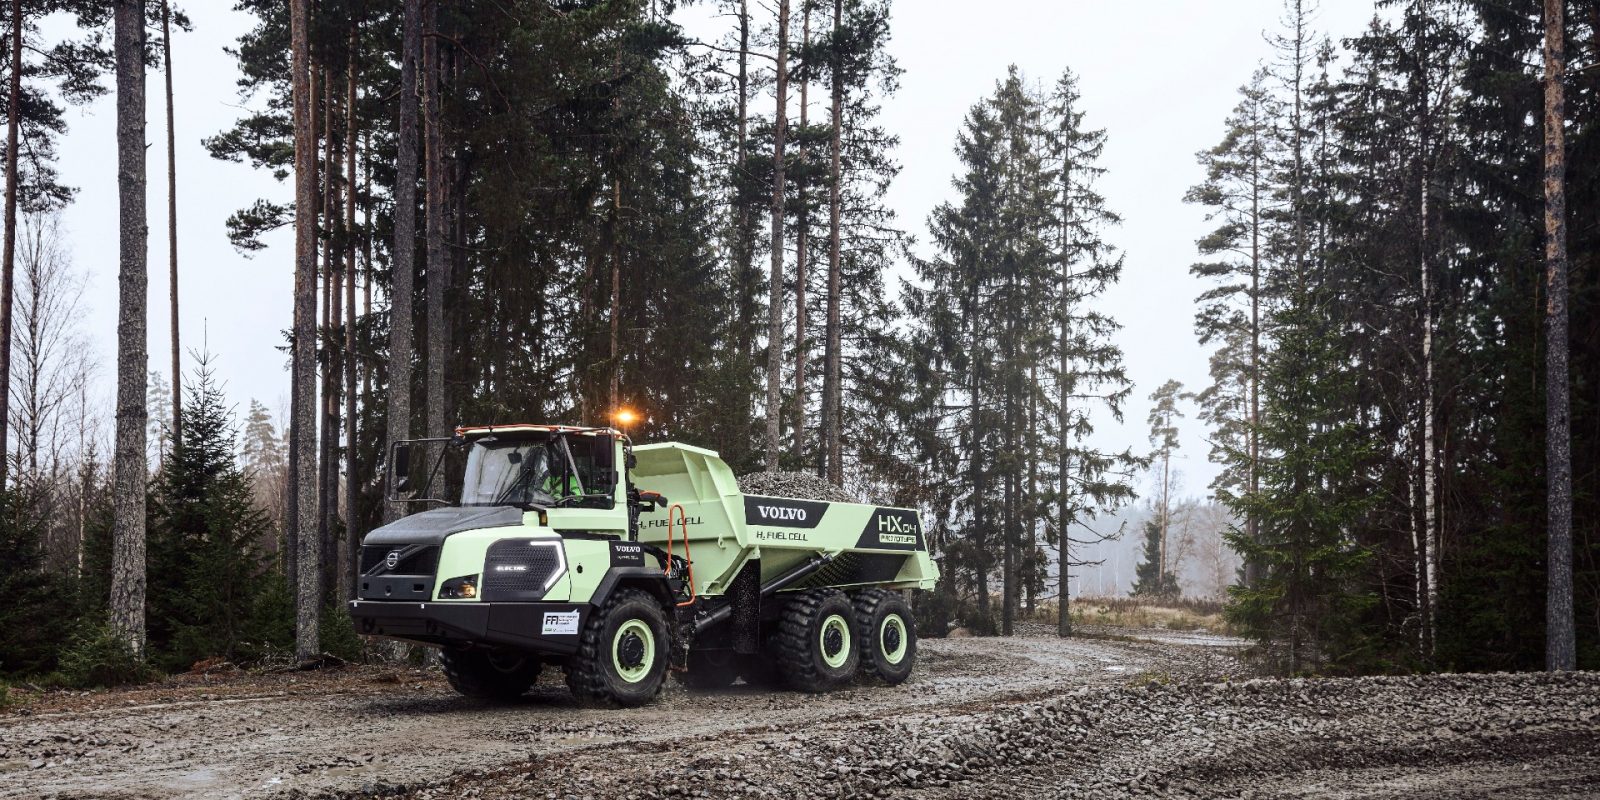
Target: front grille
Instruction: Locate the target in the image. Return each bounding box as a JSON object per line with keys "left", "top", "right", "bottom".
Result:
{"left": 481, "top": 539, "right": 563, "bottom": 601}
{"left": 361, "top": 544, "right": 440, "bottom": 576}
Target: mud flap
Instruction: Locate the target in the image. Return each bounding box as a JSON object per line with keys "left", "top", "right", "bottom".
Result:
{"left": 730, "top": 560, "right": 761, "bottom": 655}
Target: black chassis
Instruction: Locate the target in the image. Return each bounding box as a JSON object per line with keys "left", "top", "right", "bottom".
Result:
{"left": 347, "top": 565, "right": 675, "bottom": 657}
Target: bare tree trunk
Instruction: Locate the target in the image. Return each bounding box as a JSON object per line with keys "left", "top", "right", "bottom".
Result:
{"left": 384, "top": 0, "right": 420, "bottom": 524}
{"left": 764, "top": 0, "right": 790, "bottom": 470}
{"left": 290, "top": 0, "right": 322, "bottom": 664}
{"left": 1160, "top": 445, "right": 1170, "bottom": 585}
{"left": 0, "top": 0, "right": 22, "bottom": 484}
{"left": 1414, "top": 4, "right": 1439, "bottom": 658}
{"left": 362, "top": 130, "right": 373, "bottom": 403}
{"left": 791, "top": 5, "right": 809, "bottom": 461}
{"left": 1244, "top": 135, "right": 1261, "bottom": 589}
{"left": 342, "top": 19, "right": 359, "bottom": 602}
{"left": 110, "top": 0, "right": 148, "bottom": 657}
{"left": 162, "top": 1, "right": 180, "bottom": 447}
{"left": 319, "top": 66, "right": 340, "bottom": 606}
{"left": 608, "top": 176, "right": 621, "bottom": 409}
{"left": 423, "top": 1, "right": 448, "bottom": 439}
{"left": 823, "top": 0, "right": 844, "bottom": 485}
{"left": 1542, "top": 0, "right": 1574, "bottom": 672}
{"left": 734, "top": 0, "right": 754, "bottom": 369}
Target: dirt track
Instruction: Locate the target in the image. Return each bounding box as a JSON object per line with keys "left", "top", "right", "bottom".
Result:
{"left": 2, "top": 626, "right": 1596, "bottom": 799}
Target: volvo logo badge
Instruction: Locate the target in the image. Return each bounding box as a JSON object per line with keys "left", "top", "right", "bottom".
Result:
{"left": 385, "top": 550, "right": 400, "bottom": 569}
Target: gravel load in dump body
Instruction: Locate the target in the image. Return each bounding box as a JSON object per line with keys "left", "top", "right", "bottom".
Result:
{"left": 737, "top": 471, "right": 859, "bottom": 504}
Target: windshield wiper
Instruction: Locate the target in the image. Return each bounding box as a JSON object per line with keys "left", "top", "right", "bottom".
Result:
{"left": 492, "top": 446, "right": 544, "bottom": 507}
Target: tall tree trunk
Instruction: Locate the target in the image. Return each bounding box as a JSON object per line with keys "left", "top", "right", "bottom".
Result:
{"left": 734, "top": 0, "right": 753, "bottom": 369}
{"left": 342, "top": 18, "right": 359, "bottom": 602}
{"left": 1001, "top": 326, "right": 1016, "bottom": 636}
{"left": 109, "top": 0, "right": 148, "bottom": 652}
{"left": 423, "top": 1, "right": 448, "bottom": 439}
{"left": 1542, "top": 0, "right": 1574, "bottom": 672}
{"left": 763, "top": 0, "right": 791, "bottom": 470}
{"left": 290, "top": 0, "right": 322, "bottom": 664}
{"left": 110, "top": 0, "right": 148, "bottom": 657}
{"left": 384, "top": 0, "right": 420, "bottom": 524}
{"left": 1244, "top": 126, "right": 1262, "bottom": 590}
{"left": 1160, "top": 446, "right": 1171, "bottom": 585}
{"left": 609, "top": 176, "right": 621, "bottom": 409}
{"left": 1414, "top": 2, "right": 1439, "bottom": 658}
{"left": 792, "top": 5, "right": 810, "bottom": 461}
{"left": 162, "top": 1, "right": 181, "bottom": 447}
{"left": 362, "top": 131, "right": 373, "bottom": 403}
{"left": 823, "top": 0, "right": 844, "bottom": 485}
{"left": 320, "top": 67, "right": 340, "bottom": 606}
{"left": 0, "top": 0, "right": 21, "bottom": 485}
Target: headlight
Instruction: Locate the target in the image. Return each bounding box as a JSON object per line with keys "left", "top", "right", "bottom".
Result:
{"left": 439, "top": 575, "right": 479, "bottom": 599}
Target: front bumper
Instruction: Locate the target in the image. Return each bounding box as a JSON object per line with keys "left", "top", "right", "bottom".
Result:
{"left": 348, "top": 599, "right": 589, "bottom": 655}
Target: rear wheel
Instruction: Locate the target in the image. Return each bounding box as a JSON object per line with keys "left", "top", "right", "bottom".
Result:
{"left": 776, "top": 589, "right": 859, "bottom": 692}
{"left": 853, "top": 589, "right": 916, "bottom": 685}
{"left": 439, "top": 648, "right": 541, "bottom": 700}
{"left": 564, "top": 588, "right": 670, "bottom": 707}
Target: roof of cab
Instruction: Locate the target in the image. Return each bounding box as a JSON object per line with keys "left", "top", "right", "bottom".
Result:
{"left": 454, "top": 423, "right": 622, "bottom": 438}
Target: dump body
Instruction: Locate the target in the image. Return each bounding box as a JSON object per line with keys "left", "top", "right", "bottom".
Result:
{"left": 630, "top": 442, "right": 938, "bottom": 599}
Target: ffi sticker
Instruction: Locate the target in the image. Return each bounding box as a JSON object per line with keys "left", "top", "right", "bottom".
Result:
{"left": 541, "top": 611, "right": 580, "bottom": 635}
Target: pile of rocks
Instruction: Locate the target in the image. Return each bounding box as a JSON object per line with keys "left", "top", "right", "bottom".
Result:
{"left": 737, "top": 471, "right": 858, "bottom": 504}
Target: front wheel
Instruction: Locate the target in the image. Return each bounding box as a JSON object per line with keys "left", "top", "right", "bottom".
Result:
{"left": 564, "top": 588, "right": 670, "bottom": 707}
{"left": 440, "top": 648, "right": 542, "bottom": 700}
{"left": 853, "top": 589, "right": 916, "bottom": 685}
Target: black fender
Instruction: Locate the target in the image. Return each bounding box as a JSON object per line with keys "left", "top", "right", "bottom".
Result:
{"left": 590, "top": 565, "right": 675, "bottom": 611}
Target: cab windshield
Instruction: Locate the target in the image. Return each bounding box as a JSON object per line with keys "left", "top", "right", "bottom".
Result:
{"left": 458, "top": 434, "right": 615, "bottom": 509}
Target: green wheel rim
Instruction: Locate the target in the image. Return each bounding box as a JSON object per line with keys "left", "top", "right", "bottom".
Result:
{"left": 879, "top": 613, "right": 909, "bottom": 665}
{"left": 819, "top": 613, "right": 852, "bottom": 669}
{"left": 612, "top": 619, "right": 656, "bottom": 684}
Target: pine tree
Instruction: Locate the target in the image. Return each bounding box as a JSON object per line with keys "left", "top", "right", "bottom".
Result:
{"left": 109, "top": 0, "right": 148, "bottom": 659}
{"left": 1146, "top": 379, "right": 1187, "bottom": 593}
{"left": 1185, "top": 70, "right": 1280, "bottom": 574}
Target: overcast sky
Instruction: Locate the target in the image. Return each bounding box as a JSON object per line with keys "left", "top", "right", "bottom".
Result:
{"left": 49, "top": 0, "right": 1383, "bottom": 499}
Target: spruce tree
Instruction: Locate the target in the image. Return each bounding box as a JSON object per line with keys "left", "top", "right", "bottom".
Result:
{"left": 146, "top": 354, "right": 273, "bottom": 672}
{"left": 1226, "top": 296, "right": 1375, "bottom": 674}
{"left": 1131, "top": 517, "right": 1180, "bottom": 600}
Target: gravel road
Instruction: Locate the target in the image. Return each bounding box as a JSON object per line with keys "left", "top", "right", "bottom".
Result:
{"left": 2, "top": 627, "right": 1595, "bottom": 799}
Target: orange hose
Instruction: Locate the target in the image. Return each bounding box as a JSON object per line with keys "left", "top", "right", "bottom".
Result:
{"left": 666, "top": 503, "right": 697, "bottom": 607}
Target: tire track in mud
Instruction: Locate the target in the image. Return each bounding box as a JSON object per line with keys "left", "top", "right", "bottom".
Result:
{"left": 1, "top": 628, "right": 1220, "bottom": 799}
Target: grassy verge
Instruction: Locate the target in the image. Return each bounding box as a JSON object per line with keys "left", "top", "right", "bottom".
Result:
{"left": 1025, "top": 596, "right": 1233, "bottom": 636}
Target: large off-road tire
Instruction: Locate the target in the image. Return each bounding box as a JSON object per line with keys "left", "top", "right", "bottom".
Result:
{"left": 564, "top": 587, "right": 670, "bottom": 707}
{"left": 776, "top": 589, "right": 860, "bottom": 692}
{"left": 853, "top": 588, "right": 916, "bottom": 685}
{"left": 439, "top": 648, "right": 542, "bottom": 700}
{"left": 677, "top": 649, "right": 740, "bottom": 690}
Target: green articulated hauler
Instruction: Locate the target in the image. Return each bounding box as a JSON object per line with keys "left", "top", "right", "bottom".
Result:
{"left": 348, "top": 424, "right": 939, "bottom": 707}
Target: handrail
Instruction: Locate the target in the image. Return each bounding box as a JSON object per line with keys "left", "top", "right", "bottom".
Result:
{"left": 665, "top": 503, "right": 697, "bottom": 607}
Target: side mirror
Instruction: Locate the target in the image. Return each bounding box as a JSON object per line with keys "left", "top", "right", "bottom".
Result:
{"left": 392, "top": 443, "right": 412, "bottom": 492}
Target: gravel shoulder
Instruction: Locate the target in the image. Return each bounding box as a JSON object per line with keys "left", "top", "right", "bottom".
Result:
{"left": 3, "top": 626, "right": 1595, "bottom": 800}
